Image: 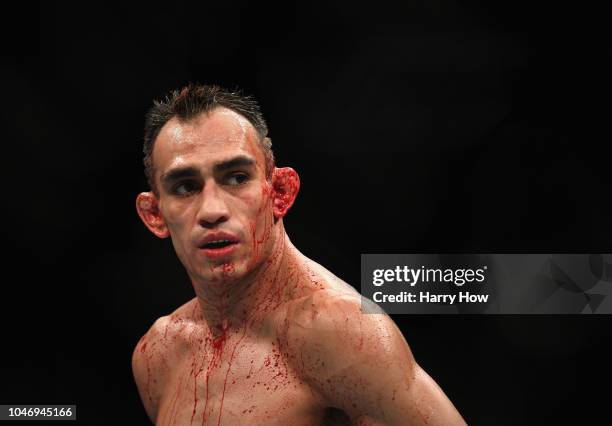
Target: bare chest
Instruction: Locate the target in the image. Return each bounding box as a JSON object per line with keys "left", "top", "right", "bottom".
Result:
{"left": 155, "top": 332, "right": 321, "bottom": 426}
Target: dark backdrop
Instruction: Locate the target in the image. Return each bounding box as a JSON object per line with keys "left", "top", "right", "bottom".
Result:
{"left": 2, "top": 2, "right": 611, "bottom": 425}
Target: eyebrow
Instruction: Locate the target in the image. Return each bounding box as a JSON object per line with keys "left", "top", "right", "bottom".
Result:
{"left": 160, "top": 166, "right": 199, "bottom": 186}
{"left": 160, "top": 155, "right": 256, "bottom": 186}
{"left": 213, "top": 155, "right": 255, "bottom": 173}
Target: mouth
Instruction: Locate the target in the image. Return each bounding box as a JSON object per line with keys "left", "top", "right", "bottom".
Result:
{"left": 198, "top": 234, "right": 240, "bottom": 259}
{"left": 201, "top": 240, "right": 236, "bottom": 249}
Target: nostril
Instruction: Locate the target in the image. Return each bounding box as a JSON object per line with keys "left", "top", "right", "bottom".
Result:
{"left": 199, "top": 215, "right": 229, "bottom": 229}
{"left": 197, "top": 193, "right": 230, "bottom": 226}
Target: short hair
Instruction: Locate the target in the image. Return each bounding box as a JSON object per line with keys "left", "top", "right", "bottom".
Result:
{"left": 143, "top": 83, "right": 274, "bottom": 194}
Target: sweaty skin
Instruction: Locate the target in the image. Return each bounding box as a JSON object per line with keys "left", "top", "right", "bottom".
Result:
{"left": 133, "top": 108, "right": 466, "bottom": 425}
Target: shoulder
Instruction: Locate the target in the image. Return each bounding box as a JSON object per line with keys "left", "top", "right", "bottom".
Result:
{"left": 133, "top": 299, "right": 199, "bottom": 357}
{"left": 132, "top": 314, "right": 178, "bottom": 422}
{"left": 283, "top": 289, "right": 421, "bottom": 416}
{"left": 285, "top": 289, "right": 415, "bottom": 374}
{"left": 282, "top": 285, "right": 467, "bottom": 424}
{"left": 132, "top": 299, "right": 201, "bottom": 422}
{"left": 133, "top": 299, "right": 201, "bottom": 365}
{"left": 281, "top": 255, "right": 405, "bottom": 365}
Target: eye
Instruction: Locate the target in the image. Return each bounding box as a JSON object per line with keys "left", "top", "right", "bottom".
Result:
{"left": 173, "top": 180, "right": 199, "bottom": 196}
{"left": 226, "top": 172, "right": 250, "bottom": 186}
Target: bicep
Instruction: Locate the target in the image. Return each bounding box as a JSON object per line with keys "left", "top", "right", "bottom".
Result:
{"left": 354, "top": 324, "right": 465, "bottom": 426}
{"left": 352, "top": 361, "right": 466, "bottom": 426}
{"left": 393, "top": 365, "right": 467, "bottom": 426}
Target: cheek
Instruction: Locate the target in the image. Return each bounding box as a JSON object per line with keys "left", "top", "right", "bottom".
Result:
{"left": 163, "top": 200, "right": 194, "bottom": 227}
{"left": 258, "top": 181, "right": 273, "bottom": 210}
{"left": 240, "top": 185, "right": 275, "bottom": 263}
{"left": 162, "top": 206, "right": 195, "bottom": 249}
{"left": 256, "top": 185, "right": 274, "bottom": 229}
{"left": 164, "top": 215, "right": 185, "bottom": 237}
{"left": 242, "top": 182, "right": 273, "bottom": 221}
{"left": 245, "top": 201, "right": 273, "bottom": 240}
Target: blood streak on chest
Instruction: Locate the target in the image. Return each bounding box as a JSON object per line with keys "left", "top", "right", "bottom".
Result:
{"left": 212, "top": 324, "right": 229, "bottom": 353}
{"left": 189, "top": 321, "right": 251, "bottom": 426}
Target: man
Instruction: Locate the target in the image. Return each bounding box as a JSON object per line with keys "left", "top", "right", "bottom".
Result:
{"left": 133, "top": 84, "right": 466, "bottom": 425}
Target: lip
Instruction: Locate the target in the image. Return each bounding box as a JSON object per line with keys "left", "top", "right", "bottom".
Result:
{"left": 200, "top": 243, "right": 239, "bottom": 259}
{"left": 197, "top": 231, "right": 240, "bottom": 259}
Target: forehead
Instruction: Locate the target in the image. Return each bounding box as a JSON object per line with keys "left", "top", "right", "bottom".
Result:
{"left": 152, "top": 107, "right": 264, "bottom": 177}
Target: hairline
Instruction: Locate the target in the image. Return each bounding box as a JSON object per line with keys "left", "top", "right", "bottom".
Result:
{"left": 148, "top": 107, "right": 273, "bottom": 196}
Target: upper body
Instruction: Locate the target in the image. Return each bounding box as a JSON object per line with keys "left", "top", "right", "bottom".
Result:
{"left": 133, "top": 84, "right": 466, "bottom": 425}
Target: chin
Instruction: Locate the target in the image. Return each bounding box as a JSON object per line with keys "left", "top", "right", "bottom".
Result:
{"left": 204, "top": 260, "right": 248, "bottom": 284}
{"left": 190, "top": 250, "right": 262, "bottom": 285}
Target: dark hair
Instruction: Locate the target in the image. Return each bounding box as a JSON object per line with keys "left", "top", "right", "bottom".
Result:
{"left": 143, "top": 83, "right": 274, "bottom": 194}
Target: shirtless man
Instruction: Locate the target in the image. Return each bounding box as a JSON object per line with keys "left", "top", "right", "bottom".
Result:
{"left": 133, "top": 84, "right": 466, "bottom": 425}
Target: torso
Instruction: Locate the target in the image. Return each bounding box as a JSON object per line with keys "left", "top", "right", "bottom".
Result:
{"left": 156, "top": 305, "right": 322, "bottom": 425}
{"left": 137, "top": 261, "right": 359, "bottom": 426}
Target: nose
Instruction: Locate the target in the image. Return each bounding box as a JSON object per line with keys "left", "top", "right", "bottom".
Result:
{"left": 197, "top": 182, "right": 230, "bottom": 228}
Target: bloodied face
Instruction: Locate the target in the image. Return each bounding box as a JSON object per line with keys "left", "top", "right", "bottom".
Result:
{"left": 139, "top": 107, "right": 280, "bottom": 285}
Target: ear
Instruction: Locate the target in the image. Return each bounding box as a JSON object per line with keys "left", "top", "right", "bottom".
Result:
{"left": 136, "top": 192, "right": 170, "bottom": 238}
{"left": 272, "top": 167, "right": 300, "bottom": 219}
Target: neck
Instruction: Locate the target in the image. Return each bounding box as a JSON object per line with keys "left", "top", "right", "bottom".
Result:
{"left": 191, "top": 223, "right": 302, "bottom": 335}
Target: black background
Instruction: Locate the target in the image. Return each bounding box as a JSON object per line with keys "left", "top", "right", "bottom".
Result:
{"left": 2, "top": 2, "right": 611, "bottom": 425}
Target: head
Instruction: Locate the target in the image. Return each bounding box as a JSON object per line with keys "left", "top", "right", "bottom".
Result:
{"left": 143, "top": 84, "right": 275, "bottom": 195}
{"left": 136, "top": 84, "right": 300, "bottom": 286}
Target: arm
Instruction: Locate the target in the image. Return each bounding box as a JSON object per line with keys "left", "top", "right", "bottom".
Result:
{"left": 288, "top": 291, "right": 466, "bottom": 426}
